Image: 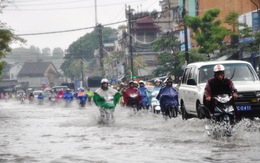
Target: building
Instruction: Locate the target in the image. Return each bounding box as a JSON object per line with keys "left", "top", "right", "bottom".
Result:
{"left": 17, "top": 62, "right": 61, "bottom": 89}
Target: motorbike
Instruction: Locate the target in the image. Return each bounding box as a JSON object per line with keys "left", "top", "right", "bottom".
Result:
{"left": 100, "top": 96, "right": 116, "bottom": 124}
{"left": 151, "top": 91, "right": 161, "bottom": 114}
{"left": 19, "top": 95, "right": 26, "bottom": 104}
{"left": 37, "top": 93, "right": 45, "bottom": 105}
{"left": 64, "top": 95, "right": 73, "bottom": 107}
{"left": 48, "top": 94, "right": 57, "bottom": 105}
{"left": 78, "top": 95, "right": 87, "bottom": 108}
{"left": 28, "top": 96, "right": 34, "bottom": 104}
{"left": 205, "top": 94, "right": 235, "bottom": 139}
{"left": 159, "top": 94, "right": 179, "bottom": 119}
{"left": 126, "top": 93, "right": 140, "bottom": 114}
{"left": 93, "top": 93, "right": 121, "bottom": 124}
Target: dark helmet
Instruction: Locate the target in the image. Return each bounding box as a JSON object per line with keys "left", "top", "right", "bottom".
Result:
{"left": 164, "top": 77, "right": 173, "bottom": 83}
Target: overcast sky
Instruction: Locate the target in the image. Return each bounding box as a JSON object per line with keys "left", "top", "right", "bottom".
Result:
{"left": 1, "top": 0, "right": 161, "bottom": 51}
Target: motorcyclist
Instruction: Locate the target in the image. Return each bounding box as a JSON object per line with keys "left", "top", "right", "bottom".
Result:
{"left": 138, "top": 80, "right": 150, "bottom": 110}
{"left": 63, "top": 89, "right": 73, "bottom": 102}
{"left": 204, "top": 64, "right": 240, "bottom": 120}
{"left": 122, "top": 80, "right": 142, "bottom": 108}
{"left": 28, "top": 92, "right": 34, "bottom": 101}
{"left": 86, "top": 87, "right": 94, "bottom": 104}
{"left": 133, "top": 81, "right": 139, "bottom": 88}
{"left": 55, "top": 89, "right": 64, "bottom": 100}
{"left": 156, "top": 77, "right": 179, "bottom": 115}
{"left": 93, "top": 79, "right": 121, "bottom": 115}
{"left": 148, "top": 78, "right": 162, "bottom": 113}
{"left": 37, "top": 92, "right": 44, "bottom": 100}
{"left": 77, "top": 88, "right": 88, "bottom": 107}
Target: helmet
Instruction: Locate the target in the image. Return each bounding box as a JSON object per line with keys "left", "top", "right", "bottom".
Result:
{"left": 134, "top": 81, "right": 138, "bottom": 85}
{"left": 154, "top": 78, "right": 161, "bottom": 83}
{"left": 139, "top": 80, "right": 145, "bottom": 84}
{"left": 164, "top": 77, "right": 173, "bottom": 83}
{"left": 80, "top": 87, "right": 84, "bottom": 92}
{"left": 128, "top": 80, "right": 134, "bottom": 84}
{"left": 213, "top": 64, "right": 225, "bottom": 72}
{"left": 101, "top": 78, "right": 109, "bottom": 84}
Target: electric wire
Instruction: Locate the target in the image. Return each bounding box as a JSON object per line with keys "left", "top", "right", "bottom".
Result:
{"left": 16, "top": 20, "right": 127, "bottom": 36}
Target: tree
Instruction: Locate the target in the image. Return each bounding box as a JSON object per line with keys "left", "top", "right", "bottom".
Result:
{"left": 61, "top": 27, "right": 117, "bottom": 80}
{"left": 42, "top": 47, "right": 51, "bottom": 56}
{"left": 0, "top": 17, "right": 25, "bottom": 77}
{"left": 29, "top": 45, "right": 41, "bottom": 55}
{"left": 152, "top": 32, "right": 182, "bottom": 78}
{"left": 52, "top": 47, "right": 63, "bottom": 58}
{"left": 185, "top": 9, "right": 230, "bottom": 54}
{"left": 224, "top": 11, "right": 239, "bottom": 34}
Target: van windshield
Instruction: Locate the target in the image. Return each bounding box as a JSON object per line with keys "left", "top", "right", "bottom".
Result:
{"left": 198, "top": 63, "right": 256, "bottom": 83}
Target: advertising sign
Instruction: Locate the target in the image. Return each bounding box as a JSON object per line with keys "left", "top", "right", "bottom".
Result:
{"left": 252, "top": 11, "right": 260, "bottom": 33}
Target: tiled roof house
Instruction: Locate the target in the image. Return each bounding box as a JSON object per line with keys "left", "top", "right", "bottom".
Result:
{"left": 17, "top": 62, "right": 61, "bottom": 88}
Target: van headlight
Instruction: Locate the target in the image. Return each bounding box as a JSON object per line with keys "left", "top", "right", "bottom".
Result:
{"left": 256, "top": 91, "right": 260, "bottom": 97}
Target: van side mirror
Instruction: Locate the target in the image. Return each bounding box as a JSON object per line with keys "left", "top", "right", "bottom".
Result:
{"left": 187, "top": 78, "right": 196, "bottom": 85}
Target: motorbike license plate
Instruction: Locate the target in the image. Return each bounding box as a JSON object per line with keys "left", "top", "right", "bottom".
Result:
{"left": 237, "top": 105, "right": 252, "bottom": 111}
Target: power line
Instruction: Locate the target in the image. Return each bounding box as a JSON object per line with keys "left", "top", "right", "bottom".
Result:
{"left": 16, "top": 20, "right": 127, "bottom": 36}
{"left": 5, "top": 0, "right": 142, "bottom": 11}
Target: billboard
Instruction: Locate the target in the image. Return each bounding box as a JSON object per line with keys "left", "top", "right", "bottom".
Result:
{"left": 179, "top": 29, "right": 191, "bottom": 51}
{"left": 252, "top": 11, "right": 260, "bottom": 33}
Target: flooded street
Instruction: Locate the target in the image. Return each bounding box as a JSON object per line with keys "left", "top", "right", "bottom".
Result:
{"left": 1, "top": 99, "right": 260, "bottom": 163}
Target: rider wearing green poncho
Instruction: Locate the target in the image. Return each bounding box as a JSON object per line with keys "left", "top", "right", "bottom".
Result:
{"left": 86, "top": 87, "right": 94, "bottom": 104}
{"left": 93, "top": 78, "right": 121, "bottom": 110}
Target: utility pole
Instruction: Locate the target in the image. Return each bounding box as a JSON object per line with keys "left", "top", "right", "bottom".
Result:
{"left": 128, "top": 5, "right": 134, "bottom": 79}
{"left": 182, "top": 0, "right": 189, "bottom": 64}
{"left": 97, "top": 24, "right": 104, "bottom": 70}
{"left": 80, "top": 38, "right": 84, "bottom": 87}
{"left": 94, "top": 0, "right": 97, "bottom": 25}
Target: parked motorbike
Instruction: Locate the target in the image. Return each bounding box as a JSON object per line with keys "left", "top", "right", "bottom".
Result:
{"left": 151, "top": 91, "right": 161, "bottom": 114}
{"left": 205, "top": 94, "right": 235, "bottom": 139}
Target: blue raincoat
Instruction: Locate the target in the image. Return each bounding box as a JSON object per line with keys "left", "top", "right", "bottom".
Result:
{"left": 156, "top": 86, "right": 179, "bottom": 112}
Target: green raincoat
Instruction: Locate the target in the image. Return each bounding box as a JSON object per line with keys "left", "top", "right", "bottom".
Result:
{"left": 93, "top": 87, "right": 121, "bottom": 109}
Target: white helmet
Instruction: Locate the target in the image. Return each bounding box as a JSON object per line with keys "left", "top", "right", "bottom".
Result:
{"left": 101, "top": 78, "right": 109, "bottom": 84}
{"left": 154, "top": 78, "right": 161, "bottom": 83}
{"left": 213, "top": 64, "right": 225, "bottom": 72}
{"left": 139, "top": 80, "right": 145, "bottom": 84}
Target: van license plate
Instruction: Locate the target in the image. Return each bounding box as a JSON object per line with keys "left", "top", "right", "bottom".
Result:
{"left": 237, "top": 105, "right": 252, "bottom": 111}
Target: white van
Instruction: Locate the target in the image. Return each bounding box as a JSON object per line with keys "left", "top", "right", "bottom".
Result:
{"left": 178, "top": 60, "right": 260, "bottom": 120}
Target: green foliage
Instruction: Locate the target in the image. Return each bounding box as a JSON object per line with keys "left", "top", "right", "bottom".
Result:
{"left": 52, "top": 47, "right": 63, "bottom": 58}
{"left": 0, "top": 20, "right": 25, "bottom": 78}
{"left": 185, "top": 9, "right": 230, "bottom": 54}
{"left": 152, "top": 52, "right": 182, "bottom": 77}
{"left": 61, "top": 27, "right": 117, "bottom": 80}
{"left": 224, "top": 11, "right": 239, "bottom": 33}
{"left": 152, "top": 33, "right": 180, "bottom": 53}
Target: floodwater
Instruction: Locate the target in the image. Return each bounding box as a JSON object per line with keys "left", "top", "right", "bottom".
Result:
{"left": 0, "top": 99, "right": 260, "bottom": 163}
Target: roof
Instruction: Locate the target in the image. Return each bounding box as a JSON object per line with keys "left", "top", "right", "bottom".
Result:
{"left": 186, "top": 60, "right": 252, "bottom": 68}
{"left": 18, "top": 62, "right": 58, "bottom": 76}
{"left": 133, "top": 17, "right": 161, "bottom": 30}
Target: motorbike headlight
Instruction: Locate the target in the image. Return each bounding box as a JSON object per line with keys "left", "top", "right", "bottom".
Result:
{"left": 226, "top": 105, "right": 234, "bottom": 112}
{"left": 256, "top": 91, "right": 260, "bottom": 97}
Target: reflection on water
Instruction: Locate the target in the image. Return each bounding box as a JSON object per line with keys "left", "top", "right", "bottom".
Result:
{"left": 0, "top": 100, "right": 260, "bottom": 162}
